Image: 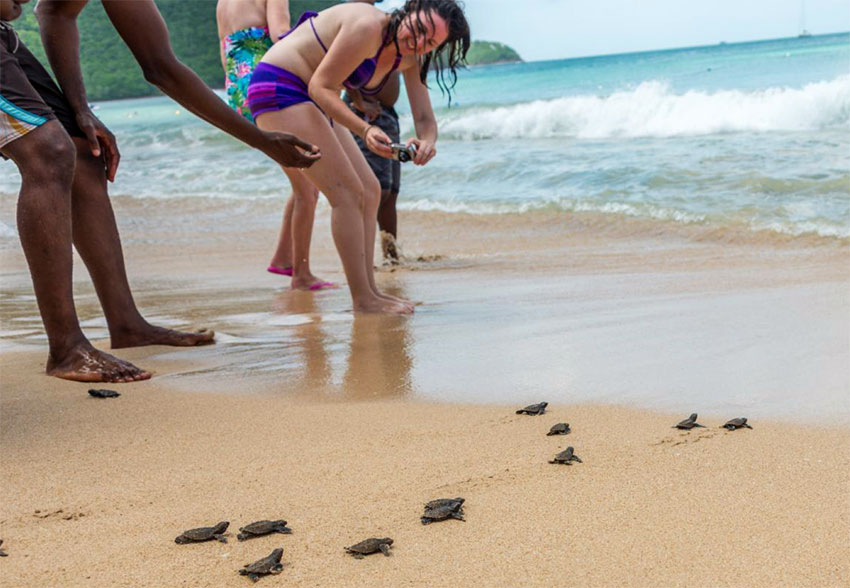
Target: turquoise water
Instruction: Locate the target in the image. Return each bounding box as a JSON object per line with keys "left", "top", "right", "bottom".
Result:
{"left": 1, "top": 33, "right": 848, "bottom": 239}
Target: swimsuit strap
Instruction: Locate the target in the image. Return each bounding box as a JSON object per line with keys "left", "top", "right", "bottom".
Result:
{"left": 307, "top": 15, "right": 329, "bottom": 52}
{"left": 278, "top": 10, "right": 322, "bottom": 43}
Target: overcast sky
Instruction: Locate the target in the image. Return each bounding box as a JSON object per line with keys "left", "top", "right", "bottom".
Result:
{"left": 379, "top": 0, "right": 850, "bottom": 62}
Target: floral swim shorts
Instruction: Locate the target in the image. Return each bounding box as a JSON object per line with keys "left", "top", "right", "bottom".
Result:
{"left": 222, "top": 26, "right": 273, "bottom": 122}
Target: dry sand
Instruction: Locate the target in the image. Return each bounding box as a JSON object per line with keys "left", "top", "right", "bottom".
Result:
{"left": 1, "top": 197, "right": 849, "bottom": 586}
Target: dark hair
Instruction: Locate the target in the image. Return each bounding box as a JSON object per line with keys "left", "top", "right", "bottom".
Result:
{"left": 385, "top": 0, "right": 470, "bottom": 105}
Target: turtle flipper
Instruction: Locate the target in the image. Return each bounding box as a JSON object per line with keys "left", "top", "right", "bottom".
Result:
{"left": 237, "top": 533, "right": 250, "bottom": 541}
{"left": 379, "top": 543, "right": 391, "bottom": 556}
{"left": 572, "top": 456, "right": 583, "bottom": 463}
{"left": 214, "top": 534, "right": 227, "bottom": 543}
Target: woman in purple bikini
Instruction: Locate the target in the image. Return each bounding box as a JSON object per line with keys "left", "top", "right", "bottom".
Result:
{"left": 247, "top": 0, "right": 469, "bottom": 314}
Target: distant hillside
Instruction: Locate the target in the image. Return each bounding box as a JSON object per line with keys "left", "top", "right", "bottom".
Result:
{"left": 466, "top": 40, "right": 523, "bottom": 65}
{"left": 12, "top": 0, "right": 337, "bottom": 101}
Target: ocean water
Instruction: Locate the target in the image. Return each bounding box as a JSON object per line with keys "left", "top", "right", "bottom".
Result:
{"left": 1, "top": 33, "right": 848, "bottom": 239}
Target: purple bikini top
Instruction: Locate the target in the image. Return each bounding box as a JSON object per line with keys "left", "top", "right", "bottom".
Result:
{"left": 280, "top": 11, "right": 402, "bottom": 96}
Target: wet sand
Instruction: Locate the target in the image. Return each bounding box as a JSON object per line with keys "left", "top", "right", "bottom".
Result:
{"left": 1, "top": 196, "right": 849, "bottom": 586}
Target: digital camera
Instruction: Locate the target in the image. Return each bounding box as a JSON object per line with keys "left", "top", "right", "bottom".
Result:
{"left": 390, "top": 142, "right": 417, "bottom": 163}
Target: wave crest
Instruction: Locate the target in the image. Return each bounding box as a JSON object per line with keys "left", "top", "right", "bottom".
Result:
{"left": 438, "top": 76, "right": 850, "bottom": 139}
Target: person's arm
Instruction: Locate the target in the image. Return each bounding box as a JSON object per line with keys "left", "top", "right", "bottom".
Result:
{"left": 402, "top": 64, "right": 438, "bottom": 165}
{"left": 309, "top": 16, "right": 392, "bottom": 157}
{"left": 36, "top": 0, "right": 319, "bottom": 168}
{"left": 35, "top": 0, "right": 120, "bottom": 180}
{"left": 266, "top": 0, "right": 291, "bottom": 40}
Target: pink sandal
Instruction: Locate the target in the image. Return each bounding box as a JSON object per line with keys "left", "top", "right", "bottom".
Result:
{"left": 309, "top": 281, "right": 338, "bottom": 291}
{"left": 267, "top": 265, "right": 293, "bottom": 277}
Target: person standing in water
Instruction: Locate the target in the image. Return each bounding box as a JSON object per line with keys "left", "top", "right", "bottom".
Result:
{"left": 343, "top": 0, "right": 404, "bottom": 264}
{"left": 217, "top": 0, "right": 334, "bottom": 290}
{"left": 2, "top": 0, "right": 318, "bottom": 382}
{"left": 247, "top": 0, "right": 469, "bottom": 313}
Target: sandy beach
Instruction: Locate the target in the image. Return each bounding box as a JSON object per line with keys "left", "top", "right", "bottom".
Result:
{"left": 1, "top": 196, "right": 849, "bottom": 586}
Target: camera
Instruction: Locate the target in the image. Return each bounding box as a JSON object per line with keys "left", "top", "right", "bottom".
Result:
{"left": 389, "top": 142, "right": 417, "bottom": 163}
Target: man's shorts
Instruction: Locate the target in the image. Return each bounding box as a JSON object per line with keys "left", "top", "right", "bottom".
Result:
{"left": 344, "top": 96, "right": 401, "bottom": 194}
{"left": 222, "top": 26, "right": 273, "bottom": 122}
{"left": 0, "top": 23, "right": 84, "bottom": 152}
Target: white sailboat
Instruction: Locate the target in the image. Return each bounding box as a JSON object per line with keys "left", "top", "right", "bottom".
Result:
{"left": 798, "top": 0, "right": 812, "bottom": 37}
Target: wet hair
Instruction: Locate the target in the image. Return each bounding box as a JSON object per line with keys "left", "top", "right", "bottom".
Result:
{"left": 385, "top": 0, "right": 470, "bottom": 105}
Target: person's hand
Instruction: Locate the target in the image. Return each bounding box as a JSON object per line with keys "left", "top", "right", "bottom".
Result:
{"left": 261, "top": 130, "right": 321, "bottom": 168}
{"left": 75, "top": 110, "right": 120, "bottom": 181}
{"left": 408, "top": 138, "right": 436, "bottom": 166}
{"left": 364, "top": 125, "right": 393, "bottom": 158}
{"left": 359, "top": 97, "right": 382, "bottom": 122}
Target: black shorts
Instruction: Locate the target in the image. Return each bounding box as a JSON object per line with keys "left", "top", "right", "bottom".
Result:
{"left": 344, "top": 95, "right": 401, "bottom": 194}
{"left": 0, "top": 23, "right": 83, "bottom": 152}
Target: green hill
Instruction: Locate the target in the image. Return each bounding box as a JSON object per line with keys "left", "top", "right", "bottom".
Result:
{"left": 12, "top": 0, "right": 337, "bottom": 101}
{"left": 11, "top": 2, "right": 521, "bottom": 100}
{"left": 465, "top": 40, "right": 523, "bottom": 65}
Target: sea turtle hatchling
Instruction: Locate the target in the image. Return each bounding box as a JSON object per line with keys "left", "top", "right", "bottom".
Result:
{"left": 424, "top": 497, "right": 464, "bottom": 511}
{"left": 516, "top": 402, "right": 548, "bottom": 415}
{"left": 722, "top": 417, "right": 753, "bottom": 430}
{"left": 237, "top": 520, "right": 292, "bottom": 541}
{"left": 239, "top": 548, "right": 284, "bottom": 581}
{"left": 88, "top": 389, "right": 120, "bottom": 398}
{"left": 673, "top": 413, "right": 705, "bottom": 430}
{"left": 547, "top": 423, "right": 571, "bottom": 436}
{"left": 0, "top": 539, "right": 7, "bottom": 556}
{"left": 345, "top": 537, "right": 393, "bottom": 558}
{"left": 421, "top": 497, "right": 465, "bottom": 524}
{"left": 549, "top": 446, "right": 583, "bottom": 465}
{"left": 174, "top": 521, "right": 229, "bottom": 544}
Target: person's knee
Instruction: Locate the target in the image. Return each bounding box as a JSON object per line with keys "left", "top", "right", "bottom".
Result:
{"left": 293, "top": 184, "right": 320, "bottom": 208}
{"left": 362, "top": 177, "right": 381, "bottom": 213}
{"left": 11, "top": 125, "right": 76, "bottom": 184}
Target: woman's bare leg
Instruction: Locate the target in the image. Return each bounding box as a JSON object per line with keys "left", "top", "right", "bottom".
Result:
{"left": 269, "top": 192, "right": 294, "bottom": 270}
{"left": 283, "top": 168, "right": 325, "bottom": 290}
{"left": 256, "top": 105, "right": 410, "bottom": 314}
{"left": 332, "top": 124, "right": 413, "bottom": 310}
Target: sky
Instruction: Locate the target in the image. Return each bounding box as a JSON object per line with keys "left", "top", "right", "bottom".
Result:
{"left": 379, "top": 0, "right": 850, "bottom": 62}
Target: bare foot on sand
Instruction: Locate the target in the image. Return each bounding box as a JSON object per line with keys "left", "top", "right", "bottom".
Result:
{"left": 111, "top": 324, "right": 215, "bottom": 349}
{"left": 376, "top": 291, "right": 415, "bottom": 312}
{"left": 291, "top": 274, "right": 337, "bottom": 291}
{"left": 46, "top": 344, "right": 151, "bottom": 383}
{"left": 354, "top": 296, "right": 414, "bottom": 315}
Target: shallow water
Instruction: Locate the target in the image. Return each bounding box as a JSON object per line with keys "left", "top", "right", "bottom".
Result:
{"left": 1, "top": 34, "right": 848, "bottom": 239}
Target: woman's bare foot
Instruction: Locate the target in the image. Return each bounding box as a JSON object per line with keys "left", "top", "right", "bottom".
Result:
{"left": 353, "top": 296, "right": 414, "bottom": 315}
{"left": 46, "top": 343, "right": 151, "bottom": 383}
{"left": 375, "top": 291, "right": 415, "bottom": 312}
{"left": 110, "top": 324, "right": 215, "bottom": 349}
{"left": 291, "top": 274, "right": 337, "bottom": 291}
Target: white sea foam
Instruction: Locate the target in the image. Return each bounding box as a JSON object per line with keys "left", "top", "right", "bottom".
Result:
{"left": 438, "top": 75, "right": 850, "bottom": 140}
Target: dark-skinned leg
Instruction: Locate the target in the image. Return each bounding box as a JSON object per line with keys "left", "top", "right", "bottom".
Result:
{"left": 68, "top": 136, "right": 214, "bottom": 348}
{"left": 2, "top": 122, "right": 150, "bottom": 382}
{"left": 377, "top": 189, "right": 399, "bottom": 261}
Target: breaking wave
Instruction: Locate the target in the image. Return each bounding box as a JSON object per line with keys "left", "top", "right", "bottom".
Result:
{"left": 438, "top": 75, "right": 850, "bottom": 140}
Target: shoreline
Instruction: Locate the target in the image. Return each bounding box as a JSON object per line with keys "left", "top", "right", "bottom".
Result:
{"left": 1, "top": 194, "right": 848, "bottom": 586}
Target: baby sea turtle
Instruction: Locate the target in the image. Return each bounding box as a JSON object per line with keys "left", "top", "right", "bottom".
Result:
{"left": 174, "top": 521, "right": 229, "bottom": 544}
{"left": 237, "top": 520, "right": 292, "bottom": 541}
{"left": 673, "top": 413, "right": 705, "bottom": 430}
{"left": 345, "top": 537, "right": 394, "bottom": 558}
{"left": 422, "top": 497, "right": 465, "bottom": 524}
{"left": 547, "top": 423, "right": 571, "bottom": 436}
{"left": 0, "top": 539, "right": 7, "bottom": 556}
{"left": 516, "top": 402, "right": 548, "bottom": 415}
{"left": 88, "top": 389, "right": 120, "bottom": 398}
{"left": 549, "top": 446, "right": 583, "bottom": 465}
{"left": 722, "top": 417, "right": 753, "bottom": 430}
{"left": 239, "top": 548, "right": 284, "bottom": 581}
